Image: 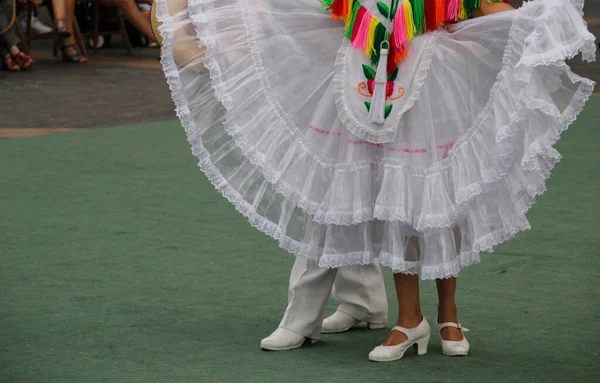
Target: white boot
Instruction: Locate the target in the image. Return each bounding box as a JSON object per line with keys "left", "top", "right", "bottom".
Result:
{"left": 260, "top": 328, "right": 318, "bottom": 351}
{"left": 322, "top": 310, "right": 386, "bottom": 334}
{"left": 368, "top": 317, "right": 431, "bottom": 362}
{"left": 437, "top": 321, "right": 470, "bottom": 356}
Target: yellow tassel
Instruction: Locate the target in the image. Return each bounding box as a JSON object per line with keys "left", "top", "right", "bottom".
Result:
{"left": 404, "top": 1, "right": 416, "bottom": 41}
{"left": 365, "top": 18, "right": 378, "bottom": 60}
{"left": 458, "top": 0, "right": 467, "bottom": 20}
{"left": 345, "top": 0, "right": 354, "bottom": 29}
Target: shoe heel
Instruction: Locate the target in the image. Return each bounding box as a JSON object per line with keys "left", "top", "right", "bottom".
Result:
{"left": 367, "top": 322, "right": 386, "bottom": 330}
{"left": 413, "top": 335, "right": 430, "bottom": 355}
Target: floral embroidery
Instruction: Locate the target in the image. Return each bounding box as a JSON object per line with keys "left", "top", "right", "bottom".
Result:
{"left": 357, "top": 64, "right": 403, "bottom": 118}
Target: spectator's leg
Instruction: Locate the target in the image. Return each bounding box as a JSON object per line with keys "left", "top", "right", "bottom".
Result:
{"left": 51, "top": 0, "right": 72, "bottom": 38}
{"left": 0, "top": 0, "right": 21, "bottom": 56}
{"left": 0, "top": 10, "right": 35, "bottom": 71}
{"left": 59, "top": 0, "right": 87, "bottom": 63}
{"left": 51, "top": 0, "right": 66, "bottom": 21}
{"left": 106, "top": 0, "right": 155, "bottom": 42}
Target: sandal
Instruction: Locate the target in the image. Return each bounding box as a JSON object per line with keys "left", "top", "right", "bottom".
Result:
{"left": 12, "top": 52, "right": 35, "bottom": 70}
{"left": 61, "top": 44, "right": 88, "bottom": 64}
{"left": 55, "top": 18, "right": 72, "bottom": 39}
{"left": 1, "top": 55, "right": 21, "bottom": 72}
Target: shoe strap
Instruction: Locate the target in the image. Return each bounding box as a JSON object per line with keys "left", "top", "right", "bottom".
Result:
{"left": 391, "top": 317, "right": 427, "bottom": 338}
{"left": 437, "top": 322, "right": 469, "bottom": 332}
{"left": 391, "top": 325, "right": 410, "bottom": 334}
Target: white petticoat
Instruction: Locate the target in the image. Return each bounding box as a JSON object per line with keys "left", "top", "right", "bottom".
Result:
{"left": 157, "top": 0, "right": 596, "bottom": 279}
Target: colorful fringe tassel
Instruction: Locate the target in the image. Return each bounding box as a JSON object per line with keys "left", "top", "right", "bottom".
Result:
{"left": 323, "top": 0, "right": 505, "bottom": 73}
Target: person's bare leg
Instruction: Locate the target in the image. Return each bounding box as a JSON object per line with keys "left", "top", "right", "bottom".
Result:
{"left": 436, "top": 277, "right": 463, "bottom": 341}
{"left": 62, "top": 0, "right": 75, "bottom": 49}
{"left": 64, "top": 0, "right": 79, "bottom": 36}
{"left": 51, "top": 0, "right": 66, "bottom": 20}
{"left": 59, "top": 0, "right": 87, "bottom": 62}
{"left": 110, "top": 0, "right": 156, "bottom": 41}
{"left": 51, "top": 0, "right": 71, "bottom": 37}
{"left": 383, "top": 273, "right": 422, "bottom": 346}
{"left": 480, "top": 1, "right": 514, "bottom": 15}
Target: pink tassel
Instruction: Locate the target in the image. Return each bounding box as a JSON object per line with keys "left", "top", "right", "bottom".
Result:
{"left": 353, "top": 11, "right": 371, "bottom": 50}
{"left": 393, "top": 4, "right": 406, "bottom": 50}
{"left": 446, "top": 0, "right": 459, "bottom": 21}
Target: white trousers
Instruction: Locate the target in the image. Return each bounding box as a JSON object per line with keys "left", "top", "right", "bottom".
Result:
{"left": 279, "top": 257, "right": 388, "bottom": 339}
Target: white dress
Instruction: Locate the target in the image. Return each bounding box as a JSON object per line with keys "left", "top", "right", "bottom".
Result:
{"left": 156, "top": 0, "right": 596, "bottom": 279}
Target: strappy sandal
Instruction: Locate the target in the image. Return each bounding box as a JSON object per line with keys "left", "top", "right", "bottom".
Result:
{"left": 61, "top": 44, "right": 88, "bottom": 64}
{"left": 55, "top": 18, "right": 72, "bottom": 39}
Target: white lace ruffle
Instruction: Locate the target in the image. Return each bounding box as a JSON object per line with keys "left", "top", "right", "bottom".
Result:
{"left": 157, "top": 0, "right": 596, "bottom": 279}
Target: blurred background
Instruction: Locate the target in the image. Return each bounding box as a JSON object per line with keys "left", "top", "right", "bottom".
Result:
{"left": 0, "top": 0, "right": 598, "bottom": 136}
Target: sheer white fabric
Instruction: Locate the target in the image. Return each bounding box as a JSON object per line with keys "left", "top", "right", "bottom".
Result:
{"left": 157, "top": 0, "right": 596, "bottom": 279}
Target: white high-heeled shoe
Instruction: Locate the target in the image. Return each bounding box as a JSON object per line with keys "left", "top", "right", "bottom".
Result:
{"left": 437, "top": 321, "right": 470, "bottom": 356}
{"left": 260, "top": 328, "right": 318, "bottom": 351}
{"left": 368, "top": 317, "right": 431, "bottom": 362}
{"left": 322, "top": 310, "right": 386, "bottom": 334}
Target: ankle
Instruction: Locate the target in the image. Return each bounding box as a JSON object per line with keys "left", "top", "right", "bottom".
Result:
{"left": 62, "top": 37, "right": 76, "bottom": 46}
{"left": 396, "top": 313, "right": 422, "bottom": 328}
{"left": 437, "top": 303, "right": 458, "bottom": 322}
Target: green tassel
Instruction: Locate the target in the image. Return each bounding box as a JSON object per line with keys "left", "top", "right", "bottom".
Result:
{"left": 377, "top": 2, "right": 390, "bottom": 18}
{"left": 345, "top": 0, "right": 362, "bottom": 39}
{"left": 410, "top": 0, "right": 425, "bottom": 34}
{"left": 371, "top": 24, "right": 388, "bottom": 66}
{"left": 321, "top": 0, "right": 335, "bottom": 9}
{"left": 390, "top": 0, "right": 399, "bottom": 20}
{"left": 463, "top": 0, "right": 481, "bottom": 18}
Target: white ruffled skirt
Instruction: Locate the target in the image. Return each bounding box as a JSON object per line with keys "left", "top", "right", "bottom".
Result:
{"left": 157, "top": 0, "right": 596, "bottom": 279}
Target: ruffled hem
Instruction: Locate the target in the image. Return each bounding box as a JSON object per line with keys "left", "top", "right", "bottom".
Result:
{"left": 157, "top": 0, "right": 596, "bottom": 279}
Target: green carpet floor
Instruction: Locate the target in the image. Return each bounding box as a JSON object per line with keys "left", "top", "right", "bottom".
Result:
{"left": 1, "top": 100, "right": 599, "bottom": 383}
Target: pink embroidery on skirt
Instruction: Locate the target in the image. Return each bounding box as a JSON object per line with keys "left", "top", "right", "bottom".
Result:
{"left": 310, "top": 126, "right": 342, "bottom": 136}
{"left": 309, "top": 126, "right": 455, "bottom": 156}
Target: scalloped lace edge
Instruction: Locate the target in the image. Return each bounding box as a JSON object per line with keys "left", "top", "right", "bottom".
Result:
{"left": 157, "top": 0, "right": 595, "bottom": 278}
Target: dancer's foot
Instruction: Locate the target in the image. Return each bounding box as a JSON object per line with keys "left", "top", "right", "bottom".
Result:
{"left": 437, "top": 321, "right": 470, "bottom": 356}
{"left": 368, "top": 316, "right": 430, "bottom": 362}
{"left": 322, "top": 310, "right": 386, "bottom": 334}
{"left": 438, "top": 304, "right": 464, "bottom": 341}
{"left": 382, "top": 314, "right": 423, "bottom": 345}
{"left": 437, "top": 303, "right": 469, "bottom": 356}
{"left": 260, "top": 328, "right": 318, "bottom": 351}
